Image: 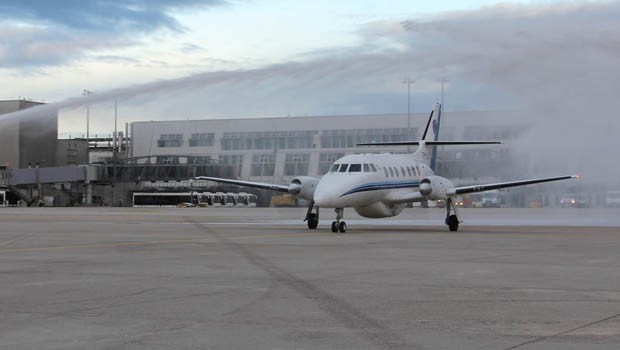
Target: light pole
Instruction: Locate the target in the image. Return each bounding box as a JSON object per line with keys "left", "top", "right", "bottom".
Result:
{"left": 113, "top": 99, "right": 118, "bottom": 206}
{"left": 402, "top": 78, "right": 415, "bottom": 151}
{"left": 83, "top": 89, "right": 93, "bottom": 149}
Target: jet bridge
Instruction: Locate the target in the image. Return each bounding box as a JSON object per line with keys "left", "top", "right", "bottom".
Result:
{"left": 2, "top": 158, "right": 233, "bottom": 206}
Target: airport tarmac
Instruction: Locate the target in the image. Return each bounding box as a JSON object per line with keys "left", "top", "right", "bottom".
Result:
{"left": 1, "top": 207, "right": 619, "bottom": 350}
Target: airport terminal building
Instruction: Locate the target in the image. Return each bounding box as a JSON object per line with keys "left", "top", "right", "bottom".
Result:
{"left": 129, "top": 110, "right": 528, "bottom": 187}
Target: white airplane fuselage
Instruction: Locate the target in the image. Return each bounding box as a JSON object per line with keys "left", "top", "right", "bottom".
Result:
{"left": 313, "top": 153, "right": 433, "bottom": 218}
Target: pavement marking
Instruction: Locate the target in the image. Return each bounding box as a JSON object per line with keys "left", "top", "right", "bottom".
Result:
{"left": 503, "top": 311, "right": 620, "bottom": 349}
{"left": 0, "top": 236, "right": 27, "bottom": 248}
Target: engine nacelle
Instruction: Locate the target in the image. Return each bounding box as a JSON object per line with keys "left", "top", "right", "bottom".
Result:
{"left": 419, "top": 175, "right": 454, "bottom": 200}
{"left": 288, "top": 176, "right": 320, "bottom": 201}
{"left": 354, "top": 201, "right": 405, "bottom": 218}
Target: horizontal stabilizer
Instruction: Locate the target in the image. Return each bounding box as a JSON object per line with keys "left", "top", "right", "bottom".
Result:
{"left": 357, "top": 141, "right": 501, "bottom": 146}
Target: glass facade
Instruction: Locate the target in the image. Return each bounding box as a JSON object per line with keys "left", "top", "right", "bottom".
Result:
{"left": 219, "top": 155, "right": 243, "bottom": 177}
{"left": 157, "top": 134, "right": 183, "bottom": 147}
{"left": 251, "top": 154, "right": 276, "bottom": 177}
{"left": 221, "top": 131, "right": 317, "bottom": 151}
{"left": 189, "top": 133, "right": 215, "bottom": 147}
{"left": 284, "top": 153, "right": 310, "bottom": 176}
{"left": 320, "top": 128, "right": 417, "bottom": 148}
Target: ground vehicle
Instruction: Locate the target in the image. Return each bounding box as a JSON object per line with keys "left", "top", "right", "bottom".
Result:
{"left": 200, "top": 192, "right": 256, "bottom": 207}
{"left": 605, "top": 190, "right": 620, "bottom": 207}
{"left": 559, "top": 193, "right": 589, "bottom": 208}
{"left": 236, "top": 193, "right": 257, "bottom": 207}
{"left": 0, "top": 190, "right": 7, "bottom": 206}
{"left": 132, "top": 192, "right": 201, "bottom": 207}
{"left": 270, "top": 194, "right": 297, "bottom": 207}
{"left": 482, "top": 191, "right": 502, "bottom": 208}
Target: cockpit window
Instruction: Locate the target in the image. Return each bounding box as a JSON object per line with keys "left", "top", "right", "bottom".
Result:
{"left": 370, "top": 164, "right": 377, "bottom": 172}
{"left": 329, "top": 164, "right": 339, "bottom": 173}
{"left": 363, "top": 164, "right": 371, "bottom": 172}
{"left": 349, "top": 164, "right": 361, "bottom": 172}
{"left": 338, "top": 164, "right": 349, "bottom": 172}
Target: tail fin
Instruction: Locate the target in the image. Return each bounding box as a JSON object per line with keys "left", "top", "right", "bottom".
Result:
{"left": 415, "top": 103, "right": 442, "bottom": 170}
{"left": 421, "top": 102, "right": 442, "bottom": 141}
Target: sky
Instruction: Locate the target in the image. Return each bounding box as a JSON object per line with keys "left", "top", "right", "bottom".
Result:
{"left": 1, "top": 0, "right": 619, "bottom": 184}
{"left": 0, "top": 0, "right": 581, "bottom": 133}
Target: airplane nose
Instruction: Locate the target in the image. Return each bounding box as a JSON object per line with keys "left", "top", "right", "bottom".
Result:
{"left": 313, "top": 181, "right": 333, "bottom": 207}
{"left": 313, "top": 189, "right": 328, "bottom": 207}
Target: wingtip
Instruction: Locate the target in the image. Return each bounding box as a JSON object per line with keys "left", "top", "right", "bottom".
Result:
{"left": 573, "top": 174, "right": 581, "bottom": 179}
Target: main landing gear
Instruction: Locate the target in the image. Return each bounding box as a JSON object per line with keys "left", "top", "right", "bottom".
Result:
{"left": 305, "top": 201, "right": 319, "bottom": 229}
{"left": 331, "top": 208, "right": 347, "bottom": 233}
{"left": 305, "top": 203, "right": 346, "bottom": 233}
{"left": 445, "top": 197, "right": 462, "bottom": 231}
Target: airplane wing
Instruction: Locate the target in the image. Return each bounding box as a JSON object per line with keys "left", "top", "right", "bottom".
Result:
{"left": 447, "top": 175, "right": 579, "bottom": 195}
{"left": 382, "top": 175, "right": 578, "bottom": 205}
{"left": 194, "top": 176, "right": 290, "bottom": 193}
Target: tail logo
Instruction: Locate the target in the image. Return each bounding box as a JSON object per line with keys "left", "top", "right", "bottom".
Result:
{"left": 432, "top": 119, "right": 439, "bottom": 136}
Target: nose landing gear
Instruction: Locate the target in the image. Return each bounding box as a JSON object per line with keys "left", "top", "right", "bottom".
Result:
{"left": 305, "top": 201, "right": 319, "bottom": 229}
{"left": 445, "top": 197, "right": 462, "bottom": 231}
{"left": 331, "top": 208, "right": 346, "bottom": 233}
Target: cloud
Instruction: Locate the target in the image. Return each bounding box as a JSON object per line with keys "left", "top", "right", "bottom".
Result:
{"left": 180, "top": 43, "right": 205, "bottom": 53}
{"left": 0, "top": 0, "right": 228, "bottom": 68}
{"left": 0, "top": 0, "right": 226, "bottom": 33}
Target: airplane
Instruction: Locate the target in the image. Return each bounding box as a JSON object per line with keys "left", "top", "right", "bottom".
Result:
{"left": 195, "top": 103, "right": 577, "bottom": 232}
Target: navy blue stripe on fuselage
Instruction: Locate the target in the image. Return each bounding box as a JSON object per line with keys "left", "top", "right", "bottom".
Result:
{"left": 340, "top": 180, "right": 420, "bottom": 197}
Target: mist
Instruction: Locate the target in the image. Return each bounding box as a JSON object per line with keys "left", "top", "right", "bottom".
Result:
{"left": 2, "top": 1, "right": 619, "bottom": 186}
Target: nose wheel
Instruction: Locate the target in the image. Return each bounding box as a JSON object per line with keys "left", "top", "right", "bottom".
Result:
{"left": 445, "top": 197, "right": 462, "bottom": 231}
{"left": 331, "top": 208, "right": 346, "bottom": 233}
{"left": 305, "top": 201, "right": 319, "bottom": 229}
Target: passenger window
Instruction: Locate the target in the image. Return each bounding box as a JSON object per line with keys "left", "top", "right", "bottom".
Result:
{"left": 339, "top": 164, "right": 349, "bottom": 172}
{"left": 416, "top": 166, "right": 421, "bottom": 175}
{"left": 363, "top": 164, "right": 371, "bottom": 172}
{"left": 349, "top": 164, "right": 361, "bottom": 172}
{"left": 370, "top": 164, "right": 377, "bottom": 172}
{"left": 384, "top": 168, "right": 389, "bottom": 177}
{"left": 400, "top": 167, "right": 406, "bottom": 177}
{"left": 388, "top": 168, "right": 394, "bottom": 177}
{"left": 407, "top": 167, "right": 412, "bottom": 177}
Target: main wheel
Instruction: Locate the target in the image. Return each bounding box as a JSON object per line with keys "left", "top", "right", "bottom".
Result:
{"left": 447, "top": 214, "right": 459, "bottom": 231}
{"left": 338, "top": 221, "right": 347, "bottom": 233}
{"left": 331, "top": 221, "right": 338, "bottom": 233}
{"left": 307, "top": 213, "right": 318, "bottom": 229}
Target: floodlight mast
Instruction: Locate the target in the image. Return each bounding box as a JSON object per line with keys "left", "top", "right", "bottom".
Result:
{"left": 83, "top": 89, "right": 93, "bottom": 154}
{"left": 402, "top": 77, "right": 415, "bottom": 152}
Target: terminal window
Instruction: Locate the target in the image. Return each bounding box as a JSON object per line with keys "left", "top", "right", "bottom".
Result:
{"left": 157, "top": 134, "right": 183, "bottom": 147}
{"left": 284, "top": 154, "right": 310, "bottom": 176}
{"left": 251, "top": 154, "right": 276, "bottom": 177}
{"left": 189, "top": 133, "right": 215, "bottom": 147}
